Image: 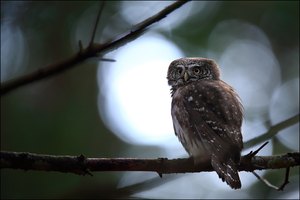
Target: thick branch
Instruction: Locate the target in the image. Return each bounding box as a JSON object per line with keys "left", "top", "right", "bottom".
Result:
{"left": 1, "top": 151, "right": 299, "bottom": 175}
{"left": 1, "top": 0, "right": 190, "bottom": 95}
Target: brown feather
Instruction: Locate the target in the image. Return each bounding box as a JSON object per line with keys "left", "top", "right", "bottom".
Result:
{"left": 168, "top": 58, "right": 243, "bottom": 189}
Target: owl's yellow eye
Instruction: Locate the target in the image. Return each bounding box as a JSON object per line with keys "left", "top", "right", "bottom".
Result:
{"left": 193, "top": 68, "right": 200, "bottom": 74}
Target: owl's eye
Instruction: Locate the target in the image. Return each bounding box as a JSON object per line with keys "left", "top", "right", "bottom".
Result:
{"left": 193, "top": 68, "right": 200, "bottom": 74}
{"left": 177, "top": 68, "right": 183, "bottom": 74}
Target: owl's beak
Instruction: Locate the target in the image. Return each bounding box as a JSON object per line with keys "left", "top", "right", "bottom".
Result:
{"left": 184, "top": 72, "right": 189, "bottom": 82}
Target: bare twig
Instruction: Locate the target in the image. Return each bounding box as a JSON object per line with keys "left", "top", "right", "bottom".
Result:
{"left": 245, "top": 141, "right": 269, "bottom": 159}
{"left": 99, "top": 58, "right": 116, "bottom": 62}
{"left": 244, "top": 114, "right": 300, "bottom": 149}
{"left": 278, "top": 167, "right": 290, "bottom": 191}
{"left": 252, "top": 171, "right": 279, "bottom": 190}
{"left": 78, "top": 40, "right": 83, "bottom": 53}
{"left": 0, "top": 0, "right": 190, "bottom": 96}
{"left": 252, "top": 167, "right": 291, "bottom": 191}
{"left": 89, "top": 1, "right": 105, "bottom": 46}
{"left": 1, "top": 151, "right": 299, "bottom": 175}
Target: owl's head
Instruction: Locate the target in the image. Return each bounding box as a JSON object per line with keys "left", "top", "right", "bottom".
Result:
{"left": 167, "top": 58, "right": 221, "bottom": 91}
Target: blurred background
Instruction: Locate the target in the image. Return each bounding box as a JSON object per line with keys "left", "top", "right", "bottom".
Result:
{"left": 1, "top": 1, "right": 299, "bottom": 199}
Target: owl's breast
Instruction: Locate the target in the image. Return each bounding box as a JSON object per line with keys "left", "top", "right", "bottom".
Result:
{"left": 170, "top": 80, "right": 243, "bottom": 159}
{"left": 171, "top": 83, "right": 211, "bottom": 159}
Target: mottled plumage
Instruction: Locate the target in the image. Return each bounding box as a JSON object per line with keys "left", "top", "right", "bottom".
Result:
{"left": 167, "top": 57, "right": 243, "bottom": 189}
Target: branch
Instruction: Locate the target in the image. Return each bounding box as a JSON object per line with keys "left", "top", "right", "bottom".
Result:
{"left": 252, "top": 171, "right": 280, "bottom": 190}
{"left": 89, "top": 1, "right": 105, "bottom": 46}
{"left": 252, "top": 167, "right": 290, "bottom": 191}
{"left": 1, "top": 151, "right": 299, "bottom": 175}
{"left": 244, "top": 114, "right": 300, "bottom": 149}
{"left": 0, "top": 0, "right": 190, "bottom": 96}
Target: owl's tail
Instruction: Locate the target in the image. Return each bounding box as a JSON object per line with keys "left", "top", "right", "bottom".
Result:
{"left": 211, "top": 154, "right": 241, "bottom": 189}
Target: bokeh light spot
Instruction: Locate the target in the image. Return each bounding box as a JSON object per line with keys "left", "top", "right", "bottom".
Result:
{"left": 98, "top": 33, "right": 184, "bottom": 146}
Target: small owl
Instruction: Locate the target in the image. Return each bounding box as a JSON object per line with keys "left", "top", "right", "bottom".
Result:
{"left": 167, "top": 57, "right": 243, "bottom": 189}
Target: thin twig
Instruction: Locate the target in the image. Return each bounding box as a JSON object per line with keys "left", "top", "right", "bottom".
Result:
{"left": 252, "top": 167, "right": 291, "bottom": 191}
{"left": 89, "top": 1, "right": 105, "bottom": 46}
{"left": 99, "top": 58, "right": 116, "bottom": 62}
{"left": 244, "top": 114, "right": 300, "bottom": 149}
{"left": 245, "top": 141, "right": 269, "bottom": 159}
{"left": 78, "top": 40, "right": 83, "bottom": 53}
{"left": 0, "top": 0, "right": 190, "bottom": 96}
{"left": 277, "top": 167, "right": 290, "bottom": 191}
{"left": 252, "top": 171, "right": 279, "bottom": 190}
{"left": 252, "top": 141, "right": 269, "bottom": 155}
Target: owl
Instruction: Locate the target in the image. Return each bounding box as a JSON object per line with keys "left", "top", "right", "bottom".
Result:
{"left": 167, "top": 57, "right": 243, "bottom": 189}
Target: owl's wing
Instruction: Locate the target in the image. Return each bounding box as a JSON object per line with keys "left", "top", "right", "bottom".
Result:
{"left": 191, "top": 80, "right": 242, "bottom": 148}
